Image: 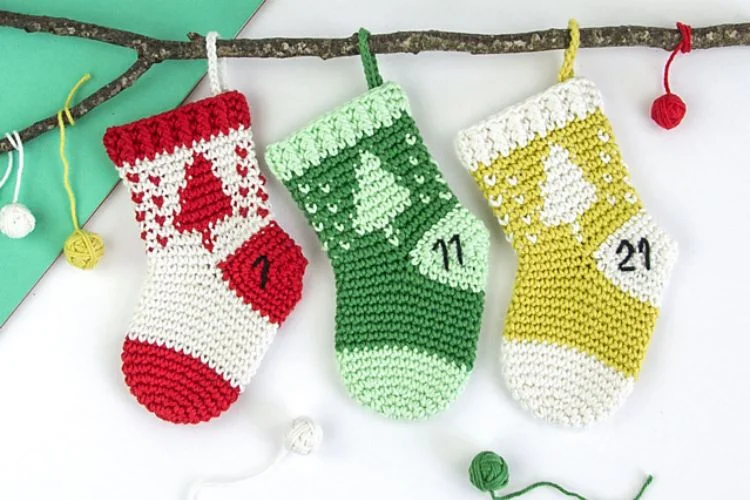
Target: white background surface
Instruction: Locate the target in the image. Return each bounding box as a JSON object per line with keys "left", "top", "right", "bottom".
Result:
{"left": 2, "top": 1, "right": 750, "bottom": 499}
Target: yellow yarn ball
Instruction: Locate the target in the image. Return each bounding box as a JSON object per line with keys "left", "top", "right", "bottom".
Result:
{"left": 64, "top": 229, "right": 104, "bottom": 270}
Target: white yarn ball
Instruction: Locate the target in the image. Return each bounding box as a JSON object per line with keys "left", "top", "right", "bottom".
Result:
{"left": 0, "top": 203, "right": 35, "bottom": 239}
{"left": 284, "top": 417, "right": 322, "bottom": 455}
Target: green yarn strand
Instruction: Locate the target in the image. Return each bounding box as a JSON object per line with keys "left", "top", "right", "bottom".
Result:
{"left": 633, "top": 475, "right": 654, "bottom": 500}
{"left": 493, "top": 481, "right": 587, "bottom": 500}
{"left": 358, "top": 28, "right": 383, "bottom": 89}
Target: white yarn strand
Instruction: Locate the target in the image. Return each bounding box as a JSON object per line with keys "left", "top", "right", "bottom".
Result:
{"left": 0, "top": 150, "right": 12, "bottom": 191}
{"left": 205, "top": 31, "right": 224, "bottom": 96}
{"left": 188, "top": 417, "right": 322, "bottom": 500}
{"left": 6, "top": 132, "right": 24, "bottom": 203}
{"left": 188, "top": 446, "right": 289, "bottom": 500}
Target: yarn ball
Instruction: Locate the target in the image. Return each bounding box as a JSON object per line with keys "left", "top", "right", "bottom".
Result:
{"left": 0, "top": 203, "right": 36, "bottom": 239}
{"left": 284, "top": 416, "right": 323, "bottom": 455}
{"left": 651, "top": 93, "right": 686, "bottom": 130}
{"left": 469, "top": 451, "right": 509, "bottom": 492}
{"left": 64, "top": 229, "right": 104, "bottom": 270}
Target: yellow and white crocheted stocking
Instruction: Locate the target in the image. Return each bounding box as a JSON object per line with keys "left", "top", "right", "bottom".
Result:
{"left": 456, "top": 40, "right": 678, "bottom": 426}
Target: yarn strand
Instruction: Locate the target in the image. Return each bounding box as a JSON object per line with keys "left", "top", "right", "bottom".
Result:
{"left": 492, "top": 481, "right": 587, "bottom": 500}
{"left": 0, "top": 150, "right": 12, "bottom": 191}
{"left": 57, "top": 73, "right": 105, "bottom": 269}
{"left": 188, "top": 447, "right": 289, "bottom": 500}
{"left": 5, "top": 132, "right": 24, "bottom": 203}
{"left": 662, "top": 23, "right": 692, "bottom": 95}
{"left": 489, "top": 476, "right": 653, "bottom": 500}
{"left": 557, "top": 19, "right": 580, "bottom": 82}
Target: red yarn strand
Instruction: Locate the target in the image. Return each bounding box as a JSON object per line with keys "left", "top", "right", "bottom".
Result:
{"left": 651, "top": 22, "right": 692, "bottom": 130}
{"left": 662, "top": 22, "right": 692, "bottom": 95}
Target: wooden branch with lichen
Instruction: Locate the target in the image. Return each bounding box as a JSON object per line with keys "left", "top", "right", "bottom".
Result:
{"left": 1, "top": 9, "right": 750, "bottom": 153}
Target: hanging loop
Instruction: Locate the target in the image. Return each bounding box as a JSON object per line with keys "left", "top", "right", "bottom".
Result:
{"left": 358, "top": 28, "right": 383, "bottom": 89}
{"left": 558, "top": 19, "right": 580, "bottom": 82}
{"left": 206, "top": 31, "right": 225, "bottom": 96}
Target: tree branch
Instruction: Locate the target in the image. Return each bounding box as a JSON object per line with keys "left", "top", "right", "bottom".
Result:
{"left": 2, "top": 8, "right": 750, "bottom": 152}
{"left": 10, "top": 58, "right": 155, "bottom": 148}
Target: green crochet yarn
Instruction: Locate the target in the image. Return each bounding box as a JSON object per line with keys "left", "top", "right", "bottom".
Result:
{"left": 467, "top": 451, "right": 654, "bottom": 500}
{"left": 266, "top": 30, "right": 489, "bottom": 420}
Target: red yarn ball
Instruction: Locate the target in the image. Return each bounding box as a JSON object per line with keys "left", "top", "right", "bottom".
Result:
{"left": 651, "top": 93, "right": 686, "bottom": 130}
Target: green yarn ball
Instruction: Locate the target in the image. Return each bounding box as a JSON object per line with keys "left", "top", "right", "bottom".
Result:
{"left": 469, "top": 451, "right": 509, "bottom": 492}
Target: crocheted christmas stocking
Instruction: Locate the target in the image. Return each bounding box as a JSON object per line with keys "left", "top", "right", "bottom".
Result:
{"left": 456, "top": 77, "right": 678, "bottom": 426}
{"left": 103, "top": 91, "right": 307, "bottom": 424}
{"left": 266, "top": 31, "right": 489, "bottom": 420}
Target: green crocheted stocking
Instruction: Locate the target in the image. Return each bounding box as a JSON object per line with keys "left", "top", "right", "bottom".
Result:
{"left": 265, "top": 30, "right": 489, "bottom": 420}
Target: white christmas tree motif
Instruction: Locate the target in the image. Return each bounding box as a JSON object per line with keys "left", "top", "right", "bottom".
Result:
{"left": 352, "top": 150, "right": 411, "bottom": 245}
{"left": 539, "top": 143, "right": 597, "bottom": 234}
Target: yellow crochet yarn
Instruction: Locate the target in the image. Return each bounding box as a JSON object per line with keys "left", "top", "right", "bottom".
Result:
{"left": 455, "top": 20, "right": 678, "bottom": 427}
{"left": 64, "top": 229, "right": 104, "bottom": 270}
{"left": 57, "top": 74, "right": 105, "bottom": 270}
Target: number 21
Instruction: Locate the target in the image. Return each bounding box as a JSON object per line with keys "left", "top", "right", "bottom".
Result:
{"left": 616, "top": 238, "right": 651, "bottom": 272}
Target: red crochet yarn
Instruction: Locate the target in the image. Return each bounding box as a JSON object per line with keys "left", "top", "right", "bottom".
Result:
{"left": 652, "top": 22, "right": 692, "bottom": 130}
{"left": 651, "top": 93, "right": 687, "bottom": 130}
{"left": 103, "top": 91, "right": 307, "bottom": 424}
{"left": 121, "top": 339, "right": 240, "bottom": 424}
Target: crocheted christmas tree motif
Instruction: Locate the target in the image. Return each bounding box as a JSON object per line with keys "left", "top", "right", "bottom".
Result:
{"left": 103, "top": 91, "right": 306, "bottom": 424}
{"left": 352, "top": 150, "right": 411, "bottom": 246}
{"left": 456, "top": 77, "right": 678, "bottom": 427}
{"left": 174, "top": 151, "right": 233, "bottom": 253}
{"left": 539, "top": 143, "right": 597, "bottom": 233}
{"left": 266, "top": 82, "right": 489, "bottom": 420}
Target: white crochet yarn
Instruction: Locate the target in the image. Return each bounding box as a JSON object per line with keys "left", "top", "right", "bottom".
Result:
{"left": 0, "top": 131, "right": 35, "bottom": 239}
{"left": 0, "top": 203, "right": 35, "bottom": 239}
{"left": 205, "top": 31, "right": 225, "bottom": 96}
{"left": 594, "top": 209, "right": 678, "bottom": 307}
{"left": 285, "top": 416, "right": 323, "bottom": 455}
{"left": 455, "top": 77, "right": 603, "bottom": 172}
{"left": 502, "top": 339, "right": 634, "bottom": 428}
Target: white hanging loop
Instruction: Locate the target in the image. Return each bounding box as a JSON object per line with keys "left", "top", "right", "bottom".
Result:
{"left": 0, "top": 131, "right": 35, "bottom": 239}
{"left": 188, "top": 416, "right": 322, "bottom": 500}
{"left": 205, "top": 31, "right": 225, "bottom": 96}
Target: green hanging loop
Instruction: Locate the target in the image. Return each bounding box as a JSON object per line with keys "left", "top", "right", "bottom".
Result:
{"left": 358, "top": 28, "right": 383, "bottom": 89}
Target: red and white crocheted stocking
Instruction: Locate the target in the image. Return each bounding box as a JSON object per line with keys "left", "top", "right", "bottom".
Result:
{"left": 103, "top": 90, "right": 307, "bottom": 424}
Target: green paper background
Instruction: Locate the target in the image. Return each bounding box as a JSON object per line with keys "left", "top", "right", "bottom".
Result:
{"left": 0, "top": 1, "right": 264, "bottom": 326}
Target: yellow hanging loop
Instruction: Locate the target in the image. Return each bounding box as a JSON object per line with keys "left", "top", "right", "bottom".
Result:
{"left": 557, "top": 19, "right": 580, "bottom": 82}
{"left": 57, "top": 73, "right": 104, "bottom": 270}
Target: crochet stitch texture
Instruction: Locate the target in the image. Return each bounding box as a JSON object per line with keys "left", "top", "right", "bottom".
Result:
{"left": 456, "top": 77, "right": 678, "bottom": 427}
{"left": 103, "top": 91, "right": 307, "bottom": 424}
{"left": 266, "top": 82, "right": 489, "bottom": 420}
